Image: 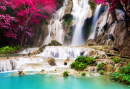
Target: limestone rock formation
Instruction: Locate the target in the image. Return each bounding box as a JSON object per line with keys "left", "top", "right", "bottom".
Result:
{"left": 87, "top": 9, "right": 130, "bottom": 57}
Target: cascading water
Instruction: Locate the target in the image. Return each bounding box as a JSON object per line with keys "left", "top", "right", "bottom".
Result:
{"left": 37, "top": 46, "right": 106, "bottom": 59}
{"left": 71, "top": 0, "right": 92, "bottom": 46}
{"left": 97, "top": 8, "right": 108, "bottom": 36}
{"left": 44, "top": 0, "right": 68, "bottom": 45}
{"left": 88, "top": 4, "right": 101, "bottom": 40}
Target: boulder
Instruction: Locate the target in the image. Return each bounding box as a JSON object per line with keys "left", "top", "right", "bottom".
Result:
{"left": 47, "top": 58, "right": 56, "bottom": 66}
{"left": 106, "top": 64, "right": 114, "bottom": 72}
{"left": 18, "top": 70, "right": 25, "bottom": 75}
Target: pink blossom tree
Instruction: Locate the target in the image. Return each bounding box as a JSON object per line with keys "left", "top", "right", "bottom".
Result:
{"left": 0, "top": 0, "right": 58, "bottom": 46}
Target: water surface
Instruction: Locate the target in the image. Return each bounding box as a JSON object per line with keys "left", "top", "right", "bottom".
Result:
{"left": 0, "top": 72, "right": 129, "bottom": 89}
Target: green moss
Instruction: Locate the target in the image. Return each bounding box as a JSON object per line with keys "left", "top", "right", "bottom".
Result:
{"left": 88, "top": 0, "right": 97, "bottom": 12}
{"left": 65, "top": 18, "right": 73, "bottom": 26}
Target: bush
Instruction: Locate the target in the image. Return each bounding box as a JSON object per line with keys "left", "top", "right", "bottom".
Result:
{"left": 63, "top": 71, "right": 69, "bottom": 77}
{"left": 0, "top": 45, "right": 21, "bottom": 54}
{"left": 86, "top": 57, "right": 96, "bottom": 65}
{"left": 110, "top": 57, "right": 126, "bottom": 63}
{"left": 71, "top": 62, "right": 76, "bottom": 69}
{"left": 81, "top": 72, "right": 86, "bottom": 76}
{"left": 97, "top": 62, "right": 106, "bottom": 70}
{"left": 71, "top": 56, "right": 95, "bottom": 71}
{"left": 99, "top": 70, "right": 105, "bottom": 75}
{"left": 75, "top": 56, "right": 87, "bottom": 63}
{"left": 109, "top": 65, "right": 130, "bottom": 84}
{"left": 74, "top": 62, "right": 87, "bottom": 71}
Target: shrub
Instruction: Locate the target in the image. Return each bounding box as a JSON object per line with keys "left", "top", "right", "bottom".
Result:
{"left": 99, "top": 70, "right": 105, "bottom": 75}
{"left": 81, "top": 72, "right": 86, "bottom": 76}
{"left": 71, "top": 62, "right": 76, "bottom": 69}
{"left": 97, "top": 62, "right": 106, "bottom": 70}
{"left": 109, "top": 66, "right": 130, "bottom": 84}
{"left": 63, "top": 71, "right": 69, "bottom": 77}
{"left": 110, "top": 57, "right": 126, "bottom": 63}
{"left": 86, "top": 57, "right": 96, "bottom": 65}
{"left": 71, "top": 56, "right": 95, "bottom": 71}
{"left": 74, "top": 62, "right": 87, "bottom": 71}
{"left": 0, "top": 45, "right": 21, "bottom": 54}
{"left": 75, "top": 56, "right": 87, "bottom": 63}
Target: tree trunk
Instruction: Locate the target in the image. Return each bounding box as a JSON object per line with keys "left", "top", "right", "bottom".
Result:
{"left": 21, "top": 30, "right": 26, "bottom": 46}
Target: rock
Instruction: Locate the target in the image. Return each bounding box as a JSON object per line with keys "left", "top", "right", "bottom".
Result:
{"left": 106, "top": 64, "right": 114, "bottom": 72}
{"left": 18, "top": 70, "right": 25, "bottom": 75}
{"left": 120, "top": 47, "right": 130, "bottom": 57}
{"left": 115, "top": 9, "right": 125, "bottom": 21}
{"left": 26, "top": 20, "right": 49, "bottom": 46}
{"left": 85, "top": 39, "right": 97, "bottom": 46}
{"left": 64, "top": 0, "right": 73, "bottom": 15}
{"left": 47, "top": 58, "right": 56, "bottom": 66}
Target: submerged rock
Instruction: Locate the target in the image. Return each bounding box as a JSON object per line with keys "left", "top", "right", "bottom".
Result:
{"left": 18, "top": 70, "right": 25, "bottom": 75}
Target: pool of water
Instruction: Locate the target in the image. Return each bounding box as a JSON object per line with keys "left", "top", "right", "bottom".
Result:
{"left": 0, "top": 72, "right": 129, "bottom": 89}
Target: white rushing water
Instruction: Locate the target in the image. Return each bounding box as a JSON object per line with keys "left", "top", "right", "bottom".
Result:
{"left": 19, "top": 48, "right": 39, "bottom": 54}
{"left": 44, "top": 0, "right": 68, "bottom": 45}
{"left": 109, "top": 21, "right": 117, "bottom": 35}
{"left": 0, "top": 46, "right": 106, "bottom": 72}
{"left": 37, "top": 46, "right": 106, "bottom": 59}
{"left": 71, "top": 0, "right": 92, "bottom": 46}
{"left": 97, "top": 8, "right": 108, "bottom": 36}
{"left": 88, "top": 4, "right": 101, "bottom": 40}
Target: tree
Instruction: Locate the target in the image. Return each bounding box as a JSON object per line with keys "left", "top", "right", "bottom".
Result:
{"left": 0, "top": 0, "right": 58, "bottom": 46}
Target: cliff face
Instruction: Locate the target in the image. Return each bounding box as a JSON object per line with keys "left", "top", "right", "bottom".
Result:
{"left": 26, "top": 20, "right": 49, "bottom": 47}
{"left": 87, "top": 9, "right": 130, "bottom": 57}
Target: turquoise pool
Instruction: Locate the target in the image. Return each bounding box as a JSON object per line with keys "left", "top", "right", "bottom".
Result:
{"left": 0, "top": 72, "right": 129, "bottom": 89}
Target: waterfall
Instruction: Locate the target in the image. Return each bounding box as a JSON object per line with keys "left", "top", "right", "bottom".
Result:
{"left": 19, "top": 48, "right": 39, "bottom": 54}
{"left": 44, "top": 0, "right": 68, "bottom": 45}
{"left": 71, "top": 0, "right": 92, "bottom": 46}
{"left": 88, "top": 4, "right": 101, "bottom": 40}
{"left": 109, "top": 21, "right": 117, "bottom": 35}
{"left": 97, "top": 8, "right": 108, "bottom": 36}
{"left": 37, "top": 46, "right": 106, "bottom": 59}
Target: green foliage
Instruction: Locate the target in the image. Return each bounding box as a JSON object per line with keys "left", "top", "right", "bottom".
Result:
{"left": 88, "top": 0, "right": 97, "bottom": 12}
{"left": 97, "top": 62, "right": 106, "bottom": 70}
{"left": 0, "top": 45, "right": 21, "bottom": 54}
{"left": 109, "top": 65, "right": 130, "bottom": 84}
{"left": 110, "top": 57, "right": 126, "bottom": 63}
{"left": 47, "top": 40, "right": 62, "bottom": 46}
{"left": 74, "top": 62, "right": 87, "bottom": 71}
{"left": 75, "top": 56, "right": 87, "bottom": 63}
{"left": 81, "top": 72, "right": 86, "bottom": 76}
{"left": 126, "top": 63, "right": 130, "bottom": 67}
{"left": 70, "top": 56, "right": 95, "bottom": 71}
{"left": 63, "top": 71, "right": 69, "bottom": 77}
{"left": 99, "top": 70, "right": 105, "bottom": 75}
{"left": 65, "top": 18, "right": 73, "bottom": 26}
{"left": 86, "top": 57, "right": 96, "bottom": 65}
